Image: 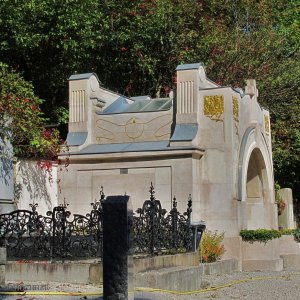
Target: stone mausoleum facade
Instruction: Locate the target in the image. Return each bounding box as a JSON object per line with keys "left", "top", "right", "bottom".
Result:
{"left": 59, "top": 63, "right": 278, "bottom": 269}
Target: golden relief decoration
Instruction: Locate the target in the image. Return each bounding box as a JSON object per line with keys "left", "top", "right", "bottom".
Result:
{"left": 264, "top": 115, "right": 270, "bottom": 134}
{"left": 95, "top": 114, "right": 172, "bottom": 143}
{"left": 232, "top": 96, "right": 239, "bottom": 135}
{"left": 203, "top": 95, "right": 224, "bottom": 121}
{"left": 125, "top": 117, "right": 144, "bottom": 139}
{"left": 232, "top": 97, "right": 239, "bottom": 123}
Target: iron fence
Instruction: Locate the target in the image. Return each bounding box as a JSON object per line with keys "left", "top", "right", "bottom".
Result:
{"left": 0, "top": 184, "right": 195, "bottom": 260}
{"left": 0, "top": 190, "right": 105, "bottom": 260}
{"left": 133, "top": 183, "right": 193, "bottom": 255}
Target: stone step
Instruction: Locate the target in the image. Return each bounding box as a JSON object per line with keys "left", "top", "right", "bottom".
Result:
{"left": 135, "top": 266, "right": 207, "bottom": 292}
{"left": 281, "top": 254, "right": 300, "bottom": 269}
{"left": 242, "top": 259, "right": 283, "bottom": 272}
{"left": 135, "top": 259, "right": 238, "bottom": 292}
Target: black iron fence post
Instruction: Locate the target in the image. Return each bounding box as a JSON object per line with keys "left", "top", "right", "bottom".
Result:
{"left": 171, "top": 197, "right": 178, "bottom": 250}
{"left": 50, "top": 208, "right": 56, "bottom": 262}
{"left": 149, "top": 184, "right": 155, "bottom": 255}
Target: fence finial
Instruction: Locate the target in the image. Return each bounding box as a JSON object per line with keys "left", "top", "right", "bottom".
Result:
{"left": 149, "top": 182, "right": 155, "bottom": 202}
{"left": 172, "top": 196, "right": 177, "bottom": 209}
{"left": 29, "top": 200, "right": 38, "bottom": 212}
{"left": 100, "top": 186, "right": 105, "bottom": 203}
{"left": 60, "top": 197, "right": 69, "bottom": 208}
{"left": 185, "top": 194, "right": 192, "bottom": 221}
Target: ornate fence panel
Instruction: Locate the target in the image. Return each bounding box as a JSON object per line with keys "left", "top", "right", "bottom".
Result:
{"left": 132, "top": 183, "right": 193, "bottom": 255}
{"left": 0, "top": 184, "right": 195, "bottom": 259}
{"left": 0, "top": 190, "right": 105, "bottom": 260}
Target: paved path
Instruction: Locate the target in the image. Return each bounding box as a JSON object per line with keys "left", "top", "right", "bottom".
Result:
{"left": 1, "top": 269, "right": 300, "bottom": 299}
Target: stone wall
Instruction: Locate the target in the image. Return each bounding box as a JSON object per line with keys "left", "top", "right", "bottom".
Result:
{"left": 14, "top": 160, "right": 58, "bottom": 214}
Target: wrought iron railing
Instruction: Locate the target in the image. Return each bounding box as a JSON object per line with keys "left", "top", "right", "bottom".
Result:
{"left": 0, "top": 184, "right": 194, "bottom": 260}
{"left": 0, "top": 189, "right": 105, "bottom": 260}
{"left": 133, "top": 183, "right": 193, "bottom": 255}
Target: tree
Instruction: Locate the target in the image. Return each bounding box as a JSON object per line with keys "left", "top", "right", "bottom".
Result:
{"left": 0, "top": 0, "right": 298, "bottom": 199}
{"left": 0, "top": 0, "right": 105, "bottom": 123}
{"left": 0, "top": 62, "right": 60, "bottom": 159}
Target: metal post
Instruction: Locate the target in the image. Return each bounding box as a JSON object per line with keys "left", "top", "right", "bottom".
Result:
{"left": 190, "top": 221, "right": 206, "bottom": 252}
{"left": 103, "top": 195, "right": 134, "bottom": 300}
{"left": 171, "top": 197, "right": 178, "bottom": 249}
{"left": 149, "top": 184, "right": 155, "bottom": 255}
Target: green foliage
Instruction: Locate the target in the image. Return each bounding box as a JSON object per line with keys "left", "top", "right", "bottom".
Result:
{"left": 0, "top": 0, "right": 104, "bottom": 116}
{"left": 280, "top": 228, "right": 294, "bottom": 235}
{"left": 53, "top": 107, "right": 69, "bottom": 125}
{"left": 240, "top": 229, "right": 282, "bottom": 243}
{"left": 200, "top": 230, "right": 225, "bottom": 263}
{"left": 293, "top": 229, "right": 300, "bottom": 243}
{"left": 0, "top": 0, "right": 299, "bottom": 197}
{"left": 0, "top": 63, "right": 61, "bottom": 159}
{"left": 280, "top": 228, "right": 300, "bottom": 243}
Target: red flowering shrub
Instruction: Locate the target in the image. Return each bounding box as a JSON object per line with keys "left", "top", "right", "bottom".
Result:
{"left": 0, "top": 63, "right": 64, "bottom": 160}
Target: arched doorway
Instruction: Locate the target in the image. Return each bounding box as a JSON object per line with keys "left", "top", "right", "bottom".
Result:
{"left": 245, "top": 148, "right": 272, "bottom": 229}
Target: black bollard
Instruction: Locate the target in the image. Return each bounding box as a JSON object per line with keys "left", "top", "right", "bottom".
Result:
{"left": 103, "top": 195, "right": 134, "bottom": 300}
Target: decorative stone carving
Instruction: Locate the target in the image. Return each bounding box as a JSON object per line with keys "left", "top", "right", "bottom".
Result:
{"left": 245, "top": 79, "right": 259, "bottom": 102}
{"left": 95, "top": 114, "right": 172, "bottom": 143}
{"left": 70, "top": 90, "right": 86, "bottom": 122}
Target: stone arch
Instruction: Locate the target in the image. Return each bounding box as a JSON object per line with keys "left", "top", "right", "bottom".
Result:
{"left": 238, "top": 126, "right": 276, "bottom": 229}
{"left": 246, "top": 149, "right": 266, "bottom": 202}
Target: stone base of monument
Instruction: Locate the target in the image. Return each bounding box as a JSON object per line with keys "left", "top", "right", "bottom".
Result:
{"left": 136, "top": 266, "right": 208, "bottom": 292}
{"left": 281, "top": 255, "right": 300, "bottom": 269}
{"left": 278, "top": 235, "right": 300, "bottom": 269}
{"left": 6, "top": 261, "right": 101, "bottom": 284}
{"left": 279, "top": 235, "right": 300, "bottom": 254}
{"left": 135, "top": 259, "right": 238, "bottom": 291}
{"left": 242, "top": 259, "right": 283, "bottom": 272}
{"left": 242, "top": 239, "right": 283, "bottom": 271}
{"left": 5, "top": 253, "right": 199, "bottom": 285}
{"left": 221, "top": 236, "right": 243, "bottom": 271}
{"left": 0, "top": 248, "right": 6, "bottom": 284}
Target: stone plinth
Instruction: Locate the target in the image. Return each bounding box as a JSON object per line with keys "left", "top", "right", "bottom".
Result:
{"left": 242, "top": 239, "right": 283, "bottom": 271}
{"left": 278, "top": 188, "right": 295, "bottom": 229}
{"left": 0, "top": 248, "right": 6, "bottom": 284}
{"left": 279, "top": 235, "right": 300, "bottom": 255}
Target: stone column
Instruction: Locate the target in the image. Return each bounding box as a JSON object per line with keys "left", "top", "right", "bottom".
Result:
{"left": 278, "top": 188, "right": 295, "bottom": 229}
{"left": 103, "top": 195, "right": 134, "bottom": 300}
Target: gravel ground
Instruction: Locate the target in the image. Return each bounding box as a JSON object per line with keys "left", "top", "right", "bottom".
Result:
{"left": 1, "top": 269, "right": 300, "bottom": 299}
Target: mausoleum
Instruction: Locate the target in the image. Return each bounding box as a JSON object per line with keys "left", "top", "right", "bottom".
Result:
{"left": 59, "top": 63, "right": 278, "bottom": 269}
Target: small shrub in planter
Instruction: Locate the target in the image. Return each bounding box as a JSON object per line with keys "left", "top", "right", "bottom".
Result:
{"left": 200, "top": 230, "right": 225, "bottom": 263}
{"left": 280, "top": 228, "right": 294, "bottom": 235}
{"left": 281, "top": 228, "right": 300, "bottom": 242}
{"left": 240, "top": 229, "right": 282, "bottom": 243}
{"left": 293, "top": 229, "right": 300, "bottom": 242}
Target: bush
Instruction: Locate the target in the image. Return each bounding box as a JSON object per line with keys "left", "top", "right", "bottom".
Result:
{"left": 293, "top": 229, "right": 300, "bottom": 242}
{"left": 280, "top": 228, "right": 300, "bottom": 243}
{"left": 0, "top": 62, "right": 61, "bottom": 159}
{"left": 240, "top": 229, "right": 282, "bottom": 243}
{"left": 280, "top": 228, "right": 294, "bottom": 235}
{"left": 200, "top": 230, "right": 225, "bottom": 263}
